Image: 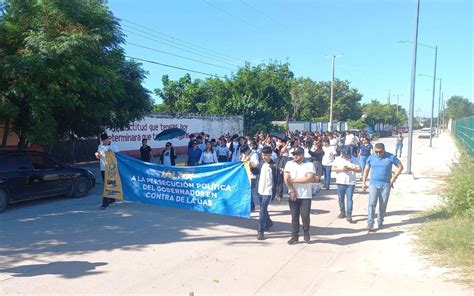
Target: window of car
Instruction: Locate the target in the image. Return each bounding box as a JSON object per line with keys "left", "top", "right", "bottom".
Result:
{"left": 0, "top": 153, "right": 32, "bottom": 173}
{"left": 27, "top": 153, "right": 60, "bottom": 170}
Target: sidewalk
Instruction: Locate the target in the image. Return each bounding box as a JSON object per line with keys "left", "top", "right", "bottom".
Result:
{"left": 0, "top": 132, "right": 471, "bottom": 295}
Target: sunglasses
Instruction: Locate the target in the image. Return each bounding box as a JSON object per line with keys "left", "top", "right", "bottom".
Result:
{"left": 374, "top": 150, "right": 384, "bottom": 154}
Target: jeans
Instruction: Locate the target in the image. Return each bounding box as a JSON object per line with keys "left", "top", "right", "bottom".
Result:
{"left": 289, "top": 198, "right": 312, "bottom": 238}
{"left": 251, "top": 179, "right": 257, "bottom": 211}
{"left": 368, "top": 183, "right": 391, "bottom": 227}
{"left": 395, "top": 144, "right": 403, "bottom": 157}
{"left": 257, "top": 194, "right": 272, "bottom": 233}
{"left": 337, "top": 184, "right": 355, "bottom": 216}
{"left": 359, "top": 155, "right": 369, "bottom": 174}
{"left": 322, "top": 165, "right": 332, "bottom": 188}
{"left": 101, "top": 171, "right": 115, "bottom": 207}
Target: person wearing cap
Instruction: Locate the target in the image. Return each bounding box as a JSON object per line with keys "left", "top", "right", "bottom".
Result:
{"left": 250, "top": 146, "right": 281, "bottom": 240}
{"left": 332, "top": 147, "right": 360, "bottom": 223}
{"left": 95, "top": 133, "right": 120, "bottom": 209}
{"left": 362, "top": 143, "right": 404, "bottom": 231}
{"left": 187, "top": 140, "right": 202, "bottom": 166}
{"left": 284, "top": 147, "right": 317, "bottom": 244}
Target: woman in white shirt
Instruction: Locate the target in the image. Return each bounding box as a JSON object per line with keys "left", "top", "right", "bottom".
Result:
{"left": 332, "top": 147, "right": 360, "bottom": 223}
{"left": 321, "top": 139, "right": 336, "bottom": 190}
{"left": 199, "top": 142, "right": 218, "bottom": 165}
{"left": 216, "top": 139, "right": 230, "bottom": 162}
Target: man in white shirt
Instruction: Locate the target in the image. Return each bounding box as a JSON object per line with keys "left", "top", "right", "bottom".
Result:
{"left": 95, "top": 133, "right": 120, "bottom": 209}
{"left": 284, "top": 147, "right": 318, "bottom": 244}
{"left": 332, "top": 147, "right": 360, "bottom": 223}
{"left": 250, "top": 147, "right": 280, "bottom": 240}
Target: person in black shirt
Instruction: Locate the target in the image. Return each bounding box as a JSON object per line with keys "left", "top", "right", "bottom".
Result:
{"left": 139, "top": 138, "right": 153, "bottom": 162}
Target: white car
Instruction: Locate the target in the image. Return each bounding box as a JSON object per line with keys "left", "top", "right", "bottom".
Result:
{"left": 418, "top": 128, "right": 435, "bottom": 138}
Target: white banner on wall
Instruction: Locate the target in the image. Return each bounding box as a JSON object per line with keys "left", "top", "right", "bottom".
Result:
{"left": 105, "top": 114, "right": 244, "bottom": 152}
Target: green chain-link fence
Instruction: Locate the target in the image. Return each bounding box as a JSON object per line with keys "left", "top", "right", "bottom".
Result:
{"left": 454, "top": 116, "right": 474, "bottom": 157}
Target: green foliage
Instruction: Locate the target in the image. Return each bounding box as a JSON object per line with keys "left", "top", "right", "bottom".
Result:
{"left": 154, "top": 64, "right": 365, "bottom": 133}
{"left": 445, "top": 96, "right": 474, "bottom": 120}
{"left": 362, "top": 100, "right": 407, "bottom": 129}
{"left": 443, "top": 153, "right": 474, "bottom": 217}
{"left": 0, "top": 0, "right": 152, "bottom": 147}
{"left": 348, "top": 118, "right": 367, "bottom": 130}
{"left": 154, "top": 62, "right": 293, "bottom": 133}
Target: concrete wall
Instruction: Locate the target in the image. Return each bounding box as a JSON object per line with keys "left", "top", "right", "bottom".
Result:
{"left": 105, "top": 113, "right": 244, "bottom": 157}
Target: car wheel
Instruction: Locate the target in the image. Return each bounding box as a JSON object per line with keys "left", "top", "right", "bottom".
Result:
{"left": 0, "top": 188, "right": 8, "bottom": 213}
{"left": 72, "top": 176, "right": 91, "bottom": 198}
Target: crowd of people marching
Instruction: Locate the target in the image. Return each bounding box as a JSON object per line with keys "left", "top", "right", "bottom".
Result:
{"left": 100, "top": 129, "right": 404, "bottom": 244}
{"left": 175, "top": 130, "right": 404, "bottom": 243}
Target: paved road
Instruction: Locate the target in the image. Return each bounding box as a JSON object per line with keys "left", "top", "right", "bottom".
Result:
{"left": 0, "top": 132, "right": 471, "bottom": 295}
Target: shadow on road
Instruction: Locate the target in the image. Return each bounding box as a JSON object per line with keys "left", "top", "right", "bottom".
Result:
{"left": 0, "top": 261, "right": 107, "bottom": 278}
{"left": 0, "top": 200, "right": 426, "bottom": 276}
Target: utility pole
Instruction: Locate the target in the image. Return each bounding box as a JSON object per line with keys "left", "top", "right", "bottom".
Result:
{"left": 396, "top": 94, "right": 400, "bottom": 117}
{"left": 327, "top": 54, "right": 343, "bottom": 132}
{"left": 437, "top": 78, "right": 442, "bottom": 136}
{"left": 428, "top": 46, "right": 438, "bottom": 148}
{"left": 406, "top": 0, "right": 421, "bottom": 175}
{"left": 388, "top": 90, "right": 391, "bottom": 105}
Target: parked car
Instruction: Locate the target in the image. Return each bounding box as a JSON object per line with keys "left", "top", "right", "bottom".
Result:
{"left": 397, "top": 126, "right": 409, "bottom": 133}
{"left": 418, "top": 127, "right": 435, "bottom": 138}
{"left": 0, "top": 150, "right": 96, "bottom": 212}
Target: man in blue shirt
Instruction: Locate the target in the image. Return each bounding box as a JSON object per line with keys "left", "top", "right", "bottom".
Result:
{"left": 362, "top": 143, "right": 404, "bottom": 231}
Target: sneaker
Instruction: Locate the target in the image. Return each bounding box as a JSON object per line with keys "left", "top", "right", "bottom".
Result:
{"left": 378, "top": 223, "right": 384, "bottom": 229}
{"left": 304, "top": 232, "right": 310, "bottom": 243}
{"left": 99, "top": 205, "right": 107, "bottom": 210}
{"left": 366, "top": 225, "right": 376, "bottom": 232}
{"left": 287, "top": 237, "right": 299, "bottom": 245}
{"left": 346, "top": 216, "right": 354, "bottom": 223}
{"left": 257, "top": 233, "right": 265, "bottom": 240}
{"left": 338, "top": 212, "right": 346, "bottom": 219}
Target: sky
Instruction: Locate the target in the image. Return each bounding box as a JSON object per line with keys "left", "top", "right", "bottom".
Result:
{"left": 108, "top": 0, "right": 473, "bottom": 118}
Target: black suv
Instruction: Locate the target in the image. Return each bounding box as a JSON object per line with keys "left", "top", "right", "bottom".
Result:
{"left": 0, "top": 150, "right": 96, "bottom": 212}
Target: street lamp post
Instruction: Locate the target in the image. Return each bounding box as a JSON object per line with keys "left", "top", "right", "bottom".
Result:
{"left": 419, "top": 74, "right": 442, "bottom": 137}
{"left": 400, "top": 40, "right": 438, "bottom": 149}
{"left": 326, "top": 54, "right": 343, "bottom": 132}
{"left": 329, "top": 55, "right": 335, "bottom": 132}
{"left": 437, "top": 78, "right": 442, "bottom": 136}
{"left": 428, "top": 46, "right": 438, "bottom": 147}
{"left": 401, "top": 0, "right": 421, "bottom": 175}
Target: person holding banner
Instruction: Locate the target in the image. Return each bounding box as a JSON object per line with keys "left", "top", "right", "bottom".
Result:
{"left": 250, "top": 147, "right": 280, "bottom": 240}
{"left": 284, "top": 147, "right": 317, "bottom": 244}
{"left": 95, "top": 133, "right": 120, "bottom": 209}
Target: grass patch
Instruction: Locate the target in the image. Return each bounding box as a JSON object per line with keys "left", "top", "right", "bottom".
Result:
{"left": 417, "top": 209, "right": 474, "bottom": 286}
{"left": 417, "top": 146, "right": 474, "bottom": 287}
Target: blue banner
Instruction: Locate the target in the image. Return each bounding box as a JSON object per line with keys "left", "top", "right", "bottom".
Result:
{"left": 115, "top": 154, "right": 251, "bottom": 218}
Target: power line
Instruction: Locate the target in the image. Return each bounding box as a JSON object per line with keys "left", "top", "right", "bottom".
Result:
{"left": 238, "top": 0, "right": 284, "bottom": 28}
{"left": 127, "top": 56, "right": 227, "bottom": 79}
{"left": 122, "top": 27, "right": 241, "bottom": 68}
{"left": 127, "top": 41, "right": 235, "bottom": 71}
{"left": 120, "top": 18, "right": 245, "bottom": 64}
{"left": 202, "top": 0, "right": 262, "bottom": 32}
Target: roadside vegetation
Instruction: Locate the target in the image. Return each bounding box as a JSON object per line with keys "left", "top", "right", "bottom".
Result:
{"left": 418, "top": 150, "right": 474, "bottom": 286}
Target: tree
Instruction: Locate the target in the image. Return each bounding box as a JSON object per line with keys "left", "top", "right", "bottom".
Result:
{"left": 445, "top": 96, "right": 474, "bottom": 120}
{"left": 290, "top": 78, "right": 329, "bottom": 121}
{"left": 0, "top": 0, "right": 152, "bottom": 147}
{"left": 362, "top": 100, "right": 408, "bottom": 130}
